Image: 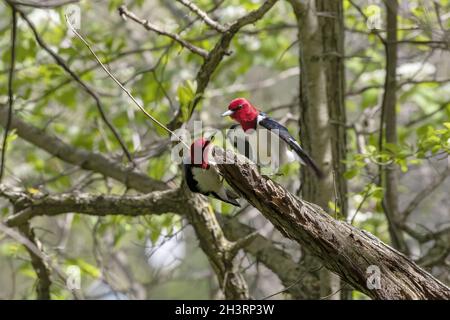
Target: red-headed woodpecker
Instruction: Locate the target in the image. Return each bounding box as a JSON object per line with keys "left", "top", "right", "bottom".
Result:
{"left": 222, "top": 98, "right": 323, "bottom": 178}
{"left": 184, "top": 136, "right": 241, "bottom": 206}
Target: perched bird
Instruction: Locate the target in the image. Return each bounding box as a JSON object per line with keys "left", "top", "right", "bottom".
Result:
{"left": 221, "top": 97, "right": 323, "bottom": 178}
{"left": 184, "top": 136, "right": 241, "bottom": 206}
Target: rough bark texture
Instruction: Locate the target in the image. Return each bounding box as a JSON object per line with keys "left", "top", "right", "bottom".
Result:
{"left": 2, "top": 186, "right": 181, "bottom": 226}
{"left": 317, "top": 0, "right": 348, "bottom": 218}
{"left": 213, "top": 147, "right": 450, "bottom": 299}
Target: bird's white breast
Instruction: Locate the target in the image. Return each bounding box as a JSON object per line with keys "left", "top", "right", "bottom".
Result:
{"left": 191, "top": 166, "right": 222, "bottom": 193}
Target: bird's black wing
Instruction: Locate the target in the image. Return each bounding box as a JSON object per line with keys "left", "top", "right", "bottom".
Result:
{"left": 183, "top": 163, "right": 200, "bottom": 192}
{"left": 184, "top": 164, "right": 241, "bottom": 207}
{"left": 258, "top": 116, "right": 323, "bottom": 178}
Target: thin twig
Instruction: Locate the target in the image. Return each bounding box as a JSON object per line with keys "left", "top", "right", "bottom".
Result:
{"left": 207, "top": 67, "right": 299, "bottom": 98}
{"left": 17, "top": 9, "right": 134, "bottom": 163}
{"left": 348, "top": 0, "right": 386, "bottom": 45}
{"left": 176, "top": 0, "right": 227, "bottom": 33}
{"left": 65, "top": 17, "right": 190, "bottom": 149}
{"left": 0, "top": 5, "right": 17, "bottom": 182}
{"left": 118, "top": 5, "right": 209, "bottom": 58}
{"left": 405, "top": 100, "right": 449, "bottom": 127}
{"left": 401, "top": 168, "right": 450, "bottom": 221}
{"left": 262, "top": 265, "right": 323, "bottom": 300}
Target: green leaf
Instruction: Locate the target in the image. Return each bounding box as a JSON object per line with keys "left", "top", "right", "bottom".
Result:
{"left": 66, "top": 259, "right": 101, "bottom": 278}
{"left": 328, "top": 201, "right": 341, "bottom": 214}
{"left": 371, "top": 187, "right": 384, "bottom": 200}
{"left": 177, "top": 80, "right": 197, "bottom": 123}
{"left": 344, "top": 168, "right": 359, "bottom": 180}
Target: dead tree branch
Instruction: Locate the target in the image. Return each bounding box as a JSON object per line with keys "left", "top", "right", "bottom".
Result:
{"left": 118, "top": 6, "right": 209, "bottom": 58}
{"left": 1, "top": 184, "right": 180, "bottom": 227}
{"left": 213, "top": 147, "right": 450, "bottom": 299}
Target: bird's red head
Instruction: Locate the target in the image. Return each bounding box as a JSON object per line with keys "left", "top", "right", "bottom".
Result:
{"left": 190, "top": 137, "right": 213, "bottom": 169}
{"left": 222, "top": 98, "right": 259, "bottom": 131}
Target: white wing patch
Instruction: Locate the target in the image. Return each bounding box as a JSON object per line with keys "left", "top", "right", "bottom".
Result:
{"left": 256, "top": 113, "right": 267, "bottom": 124}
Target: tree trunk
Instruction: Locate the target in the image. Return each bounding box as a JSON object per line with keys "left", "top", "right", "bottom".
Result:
{"left": 380, "top": 0, "right": 408, "bottom": 253}
{"left": 290, "top": 0, "right": 348, "bottom": 299}
{"left": 317, "top": 0, "right": 350, "bottom": 299}
{"left": 214, "top": 147, "right": 450, "bottom": 299}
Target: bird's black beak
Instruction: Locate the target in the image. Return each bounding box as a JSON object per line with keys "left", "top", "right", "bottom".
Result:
{"left": 221, "top": 110, "right": 234, "bottom": 117}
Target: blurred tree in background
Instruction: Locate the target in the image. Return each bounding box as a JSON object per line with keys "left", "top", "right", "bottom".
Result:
{"left": 0, "top": 0, "right": 449, "bottom": 299}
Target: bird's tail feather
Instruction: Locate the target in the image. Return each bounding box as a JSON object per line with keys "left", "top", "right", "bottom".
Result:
{"left": 291, "top": 143, "right": 324, "bottom": 179}
{"left": 211, "top": 189, "right": 241, "bottom": 207}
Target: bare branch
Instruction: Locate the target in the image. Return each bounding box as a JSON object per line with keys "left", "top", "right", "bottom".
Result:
{"left": 118, "top": 5, "right": 209, "bottom": 58}
{"left": 0, "top": 184, "right": 181, "bottom": 226}
{"left": 394, "top": 40, "right": 449, "bottom": 50}
{"left": 117, "top": 0, "right": 279, "bottom": 129}
{"left": 176, "top": 0, "right": 226, "bottom": 33}
{"left": 0, "top": 108, "right": 168, "bottom": 192}
{"left": 228, "top": 0, "right": 279, "bottom": 31}
{"left": 1, "top": 181, "right": 251, "bottom": 299}
{"left": 207, "top": 67, "right": 299, "bottom": 98}
{"left": 402, "top": 224, "right": 450, "bottom": 267}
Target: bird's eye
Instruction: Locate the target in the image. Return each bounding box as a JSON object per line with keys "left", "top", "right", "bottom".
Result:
{"left": 237, "top": 104, "right": 243, "bottom": 110}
